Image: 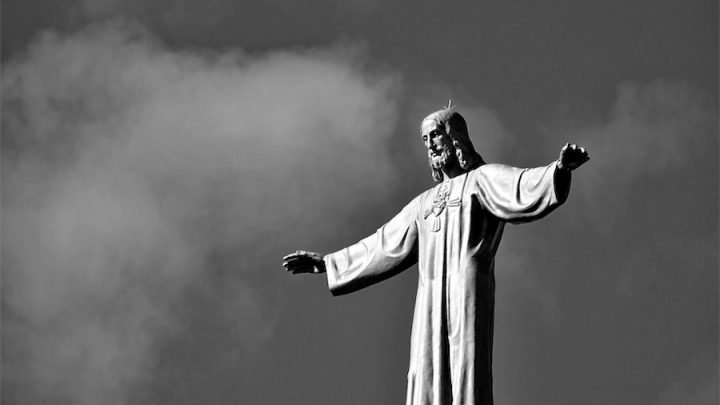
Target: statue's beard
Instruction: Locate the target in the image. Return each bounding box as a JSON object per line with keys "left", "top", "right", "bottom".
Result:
{"left": 429, "top": 144, "right": 459, "bottom": 171}
{"left": 427, "top": 136, "right": 484, "bottom": 183}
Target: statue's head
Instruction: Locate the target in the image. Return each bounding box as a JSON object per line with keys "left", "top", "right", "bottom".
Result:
{"left": 421, "top": 109, "right": 485, "bottom": 183}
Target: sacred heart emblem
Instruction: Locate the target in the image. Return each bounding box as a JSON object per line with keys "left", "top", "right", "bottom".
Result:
{"left": 423, "top": 183, "right": 460, "bottom": 232}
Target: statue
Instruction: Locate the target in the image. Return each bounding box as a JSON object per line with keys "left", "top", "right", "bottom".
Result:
{"left": 283, "top": 108, "right": 589, "bottom": 405}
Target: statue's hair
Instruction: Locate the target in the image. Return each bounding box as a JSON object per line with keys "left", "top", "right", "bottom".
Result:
{"left": 422, "top": 109, "right": 485, "bottom": 183}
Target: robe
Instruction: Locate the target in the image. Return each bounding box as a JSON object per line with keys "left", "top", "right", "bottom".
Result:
{"left": 323, "top": 162, "right": 571, "bottom": 405}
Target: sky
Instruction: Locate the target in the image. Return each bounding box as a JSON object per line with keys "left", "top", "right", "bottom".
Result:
{"left": 1, "top": 1, "right": 717, "bottom": 405}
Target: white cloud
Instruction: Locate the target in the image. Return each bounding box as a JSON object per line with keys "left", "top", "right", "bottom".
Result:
{"left": 3, "top": 22, "right": 401, "bottom": 404}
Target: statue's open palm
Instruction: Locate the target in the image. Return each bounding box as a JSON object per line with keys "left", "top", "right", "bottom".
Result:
{"left": 283, "top": 250, "right": 326, "bottom": 274}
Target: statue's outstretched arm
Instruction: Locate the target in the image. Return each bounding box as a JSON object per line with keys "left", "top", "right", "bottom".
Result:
{"left": 284, "top": 194, "right": 421, "bottom": 295}
{"left": 472, "top": 143, "right": 589, "bottom": 223}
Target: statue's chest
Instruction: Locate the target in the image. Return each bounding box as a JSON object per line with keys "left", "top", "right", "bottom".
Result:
{"left": 422, "top": 174, "right": 468, "bottom": 232}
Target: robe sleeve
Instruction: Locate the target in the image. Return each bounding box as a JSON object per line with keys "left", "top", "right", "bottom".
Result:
{"left": 323, "top": 196, "right": 421, "bottom": 296}
{"left": 471, "top": 161, "right": 571, "bottom": 223}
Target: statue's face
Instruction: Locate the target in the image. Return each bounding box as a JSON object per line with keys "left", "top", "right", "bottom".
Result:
{"left": 421, "top": 119, "right": 459, "bottom": 171}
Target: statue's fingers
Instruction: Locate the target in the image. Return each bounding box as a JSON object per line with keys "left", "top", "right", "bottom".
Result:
{"left": 283, "top": 260, "right": 299, "bottom": 269}
{"left": 284, "top": 251, "right": 311, "bottom": 260}
{"left": 283, "top": 257, "right": 305, "bottom": 266}
{"left": 292, "top": 265, "right": 315, "bottom": 274}
{"left": 284, "top": 257, "right": 310, "bottom": 267}
{"left": 284, "top": 252, "right": 323, "bottom": 269}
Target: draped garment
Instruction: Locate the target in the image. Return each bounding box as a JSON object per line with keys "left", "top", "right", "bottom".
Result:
{"left": 324, "top": 162, "right": 571, "bottom": 405}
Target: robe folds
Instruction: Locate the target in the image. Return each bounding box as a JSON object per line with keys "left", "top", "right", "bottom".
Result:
{"left": 323, "top": 162, "right": 571, "bottom": 405}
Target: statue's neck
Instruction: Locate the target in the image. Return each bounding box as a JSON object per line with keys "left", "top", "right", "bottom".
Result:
{"left": 440, "top": 165, "right": 464, "bottom": 181}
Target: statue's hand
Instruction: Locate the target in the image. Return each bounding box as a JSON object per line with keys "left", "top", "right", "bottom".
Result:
{"left": 283, "top": 250, "right": 326, "bottom": 274}
{"left": 558, "top": 143, "right": 589, "bottom": 171}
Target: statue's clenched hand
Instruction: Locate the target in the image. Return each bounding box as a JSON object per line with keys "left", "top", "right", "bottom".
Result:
{"left": 557, "top": 143, "right": 590, "bottom": 171}
{"left": 283, "top": 250, "right": 326, "bottom": 274}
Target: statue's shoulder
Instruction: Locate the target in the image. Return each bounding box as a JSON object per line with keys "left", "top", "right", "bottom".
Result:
{"left": 468, "top": 163, "right": 528, "bottom": 187}
{"left": 470, "top": 163, "right": 512, "bottom": 177}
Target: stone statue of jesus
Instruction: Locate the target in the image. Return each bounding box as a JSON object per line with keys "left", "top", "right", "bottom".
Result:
{"left": 283, "top": 108, "right": 589, "bottom": 405}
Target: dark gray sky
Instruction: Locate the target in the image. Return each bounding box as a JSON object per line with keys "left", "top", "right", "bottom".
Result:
{"left": 2, "top": 1, "right": 717, "bottom": 405}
